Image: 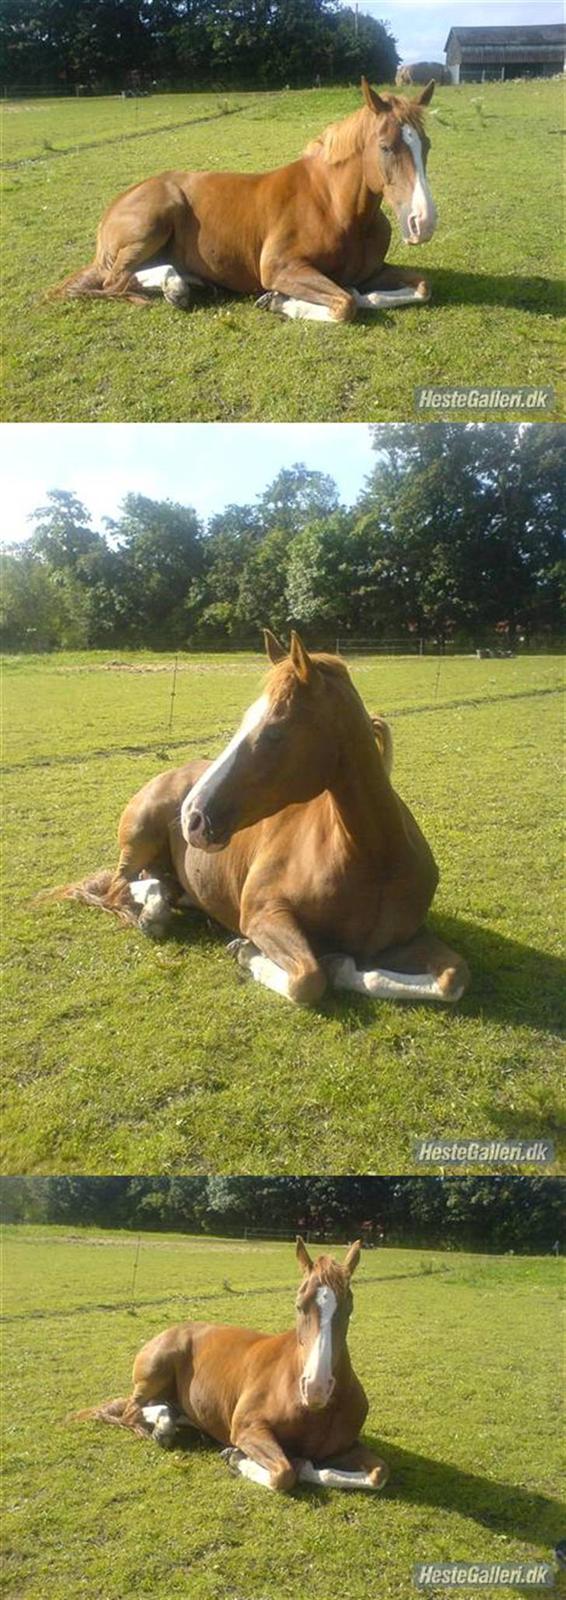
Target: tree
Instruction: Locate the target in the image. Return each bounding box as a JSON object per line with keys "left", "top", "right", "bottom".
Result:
{"left": 104, "top": 494, "right": 203, "bottom": 646}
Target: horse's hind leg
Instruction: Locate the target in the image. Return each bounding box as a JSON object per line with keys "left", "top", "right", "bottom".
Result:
{"left": 324, "top": 928, "right": 470, "bottom": 1004}
{"left": 105, "top": 797, "right": 175, "bottom": 931}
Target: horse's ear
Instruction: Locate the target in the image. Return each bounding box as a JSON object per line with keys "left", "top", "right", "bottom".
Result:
{"left": 416, "top": 79, "right": 435, "bottom": 106}
{"left": 361, "top": 76, "right": 389, "bottom": 116}
{"left": 290, "top": 631, "right": 313, "bottom": 684}
{"left": 343, "top": 1239, "right": 362, "bottom": 1278}
{"left": 263, "top": 628, "right": 287, "bottom": 664}
{"left": 296, "top": 1236, "right": 314, "bottom": 1274}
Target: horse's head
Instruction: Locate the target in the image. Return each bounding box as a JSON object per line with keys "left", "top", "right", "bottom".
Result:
{"left": 361, "top": 76, "right": 437, "bottom": 245}
{"left": 180, "top": 630, "right": 347, "bottom": 851}
{"left": 295, "top": 1236, "right": 361, "bottom": 1412}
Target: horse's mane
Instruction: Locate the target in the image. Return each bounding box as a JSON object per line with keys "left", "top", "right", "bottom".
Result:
{"left": 304, "top": 96, "right": 426, "bottom": 166}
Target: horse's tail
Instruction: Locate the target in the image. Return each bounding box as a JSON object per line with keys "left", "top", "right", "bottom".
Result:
{"left": 36, "top": 869, "right": 139, "bottom": 927}
{"left": 48, "top": 262, "right": 106, "bottom": 300}
{"left": 69, "top": 1397, "right": 149, "bottom": 1439}
{"left": 48, "top": 259, "right": 148, "bottom": 304}
{"left": 70, "top": 1397, "right": 129, "bottom": 1425}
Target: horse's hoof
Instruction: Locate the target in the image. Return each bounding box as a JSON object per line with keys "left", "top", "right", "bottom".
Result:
{"left": 227, "top": 938, "right": 255, "bottom": 970}
{"left": 221, "top": 1446, "right": 244, "bottom": 1475}
{"left": 255, "top": 291, "right": 285, "bottom": 315}
{"left": 163, "top": 269, "right": 193, "bottom": 310}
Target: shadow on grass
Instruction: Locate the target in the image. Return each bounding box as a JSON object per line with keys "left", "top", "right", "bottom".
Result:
{"left": 157, "top": 1427, "right": 564, "bottom": 1552}
{"left": 422, "top": 266, "right": 565, "bottom": 316}
{"left": 363, "top": 1432, "right": 565, "bottom": 1550}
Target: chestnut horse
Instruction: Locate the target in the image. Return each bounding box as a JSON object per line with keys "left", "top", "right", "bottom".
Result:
{"left": 74, "top": 1237, "right": 389, "bottom": 1494}
{"left": 52, "top": 78, "right": 437, "bottom": 322}
{"left": 54, "top": 631, "right": 470, "bottom": 1007}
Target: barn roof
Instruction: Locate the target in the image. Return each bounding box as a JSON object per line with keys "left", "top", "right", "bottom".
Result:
{"left": 445, "top": 25, "right": 566, "bottom": 49}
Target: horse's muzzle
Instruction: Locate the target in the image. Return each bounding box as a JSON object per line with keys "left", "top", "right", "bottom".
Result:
{"left": 399, "top": 203, "right": 437, "bottom": 246}
{"left": 299, "top": 1373, "right": 336, "bottom": 1411}
{"left": 183, "top": 804, "right": 230, "bottom": 852}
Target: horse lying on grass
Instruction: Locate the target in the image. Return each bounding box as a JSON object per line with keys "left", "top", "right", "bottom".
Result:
{"left": 73, "top": 1237, "right": 389, "bottom": 1494}
{"left": 52, "top": 78, "right": 437, "bottom": 323}
{"left": 52, "top": 631, "right": 470, "bottom": 1007}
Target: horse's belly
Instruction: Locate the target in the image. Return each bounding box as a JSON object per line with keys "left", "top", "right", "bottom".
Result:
{"left": 182, "top": 174, "right": 263, "bottom": 292}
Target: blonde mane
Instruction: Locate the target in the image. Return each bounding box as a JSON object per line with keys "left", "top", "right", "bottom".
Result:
{"left": 304, "top": 96, "right": 426, "bottom": 166}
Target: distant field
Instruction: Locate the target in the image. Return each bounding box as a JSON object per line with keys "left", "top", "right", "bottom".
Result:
{"left": 1, "top": 80, "right": 563, "bottom": 422}
{"left": 2, "top": 650, "right": 564, "bottom": 1175}
{"left": 2, "top": 1227, "right": 563, "bottom": 1600}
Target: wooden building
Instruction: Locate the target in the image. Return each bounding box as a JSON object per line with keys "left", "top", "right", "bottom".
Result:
{"left": 445, "top": 25, "right": 566, "bottom": 83}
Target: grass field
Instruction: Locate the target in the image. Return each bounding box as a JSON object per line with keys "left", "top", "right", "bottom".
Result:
{"left": 1, "top": 81, "right": 564, "bottom": 423}
{"left": 2, "top": 650, "right": 564, "bottom": 1176}
{"left": 2, "top": 1227, "right": 564, "bottom": 1600}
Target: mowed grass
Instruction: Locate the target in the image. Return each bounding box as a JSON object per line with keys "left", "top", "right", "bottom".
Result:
{"left": 1, "top": 81, "right": 564, "bottom": 422}
{"left": 2, "top": 651, "right": 564, "bottom": 1176}
{"left": 3, "top": 1227, "right": 564, "bottom": 1600}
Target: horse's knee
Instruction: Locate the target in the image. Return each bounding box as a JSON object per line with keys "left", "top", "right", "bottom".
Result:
{"left": 331, "top": 290, "right": 357, "bottom": 323}
{"left": 288, "top": 967, "right": 328, "bottom": 1006}
{"left": 271, "top": 1463, "right": 297, "bottom": 1492}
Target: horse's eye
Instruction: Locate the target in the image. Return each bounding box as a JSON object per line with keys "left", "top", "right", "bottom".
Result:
{"left": 262, "top": 722, "right": 285, "bottom": 743}
{"left": 380, "top": 145, "right": 393, "bottom": 156}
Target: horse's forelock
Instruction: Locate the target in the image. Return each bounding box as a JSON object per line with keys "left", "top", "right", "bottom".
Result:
{"left": 311, "top": 1255, "right": 350, "bottom": 1299}
{"left": 264, "top": 652, "right": 350, "bottom": 707}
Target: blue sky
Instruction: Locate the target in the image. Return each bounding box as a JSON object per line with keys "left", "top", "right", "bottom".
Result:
{"left": 343, "top": 2, "right": 564, "bottom": 63}
{"left": 2, "top": 425, "right": 377, "bottom": 543}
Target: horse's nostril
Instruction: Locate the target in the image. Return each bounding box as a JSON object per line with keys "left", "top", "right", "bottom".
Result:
{"left": 188, "top": 809, "right": 203, "bottom": 836}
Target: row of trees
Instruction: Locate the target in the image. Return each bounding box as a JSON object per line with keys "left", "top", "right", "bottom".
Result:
{"left": 1, "top": 1176, "right": 562, "bottom": 1252}
{"left": 1, "top": 1, "right": 399, "bottom": 94}
{"left": 2, "top": 426, "right": 564, "bottom": 653}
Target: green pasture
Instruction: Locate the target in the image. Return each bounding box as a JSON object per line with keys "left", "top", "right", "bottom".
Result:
{"left": 1, "top": 80, "right": 563, "bottom": 423}
{"left": 2, "top": 650, "right": 564, "bottom": 1176}
{"left": 2, "top": 1227, "right": 564, "bottom": 1600}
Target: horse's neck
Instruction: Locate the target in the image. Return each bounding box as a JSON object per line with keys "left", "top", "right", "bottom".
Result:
{"left": 329, "top": 714, "right": 405, "bottom": 861}
{"left": 314, "top": 151, "right": 378, "bottom": 226}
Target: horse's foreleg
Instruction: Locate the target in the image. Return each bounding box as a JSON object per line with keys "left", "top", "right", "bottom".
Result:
{"left": 232, "top": 902, "right": 327, "bottom": 1005}
{"left": 225, "top": 1419, "right": 297, "bottom": 1492}
{"left": 257, "top": 257, "right": 357, "bottom": 323}
{"left": 323, "top": 927, "right": 470, "bottom": 1004}
{"left": 352, "top": 263, "right": 431, "bottom": 311}
{"left": 300, "top": 1442, "right": 389, "bottom": 1492}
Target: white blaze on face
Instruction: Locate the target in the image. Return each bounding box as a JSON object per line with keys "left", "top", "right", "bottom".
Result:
{"left": 180, "top": 693, "right": 269, "bottom": 841}
{"left": 301, "top": 1285, "right": 337, "bottom": 1406}
{"left": 401, "top": 124, "right": 437, "bottom": 241}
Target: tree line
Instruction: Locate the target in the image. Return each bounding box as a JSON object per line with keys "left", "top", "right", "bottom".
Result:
{"left": 1, "top": 1176, "right": 562, "bottom": 1252}
{"left": 1, "top": 425, "right": 563, "bottom": 654}
{"left": 1, "top": 1, "right": 399, "bottom": 94}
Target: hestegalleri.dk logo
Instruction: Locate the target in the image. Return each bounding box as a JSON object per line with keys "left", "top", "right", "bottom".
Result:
{"left": 413, "top": 1561, "right": 555, "bottom": 1589}
{"left": 414, "top": 386, "right": 555, "bottom": 412}
{"left": 413, "top": 1138, "right": 554, "bottom": 1166}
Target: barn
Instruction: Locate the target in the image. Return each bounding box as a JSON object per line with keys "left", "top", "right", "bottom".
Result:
{"left": 445, "top": 24, "right": 566, "bottom": 83}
